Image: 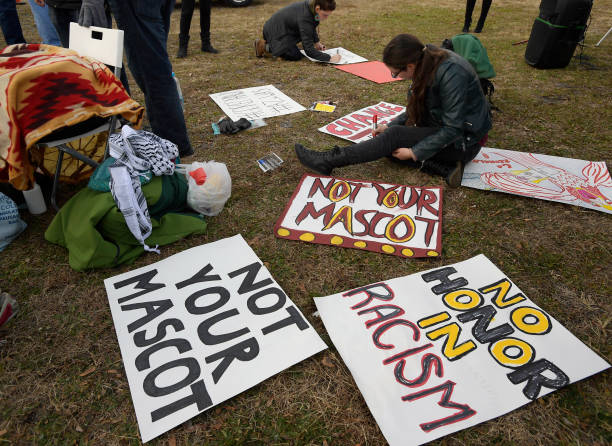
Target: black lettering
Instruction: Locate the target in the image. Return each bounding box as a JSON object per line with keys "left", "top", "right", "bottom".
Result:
{"left": 357, "top": 304, "right": 405, "bottom": 328}
{"left": 395, "top": 353, "right": 443, "bottom": 388}
{"left": 247, "top": 287, "right": 286, "bottom": 315}
{"left": 402, "top": 380, "right": 477, "bottom": 431}
{"left": 135, "top": 338, "right": 193, "bottom": 371}
{"left": 175, "top": 264, "right": 221, "bottom": 289}
{"left": 197, "top": 309, "right": 250, "bottom": 345}
{"left": 185, "top": 286, "right": 230, "bottom": 315}
{"left": 342, "top": 282, "right": 394, "bottom": 310}
{"left": 457, "top": 305, "right": 515, "bottom": 344}
{"left": 507, "top": 359, "right": 569, "bottom": 400}
{"left": 143, "top": 358, "right": 200, "bottom": 397}
{"left": 383, "top": 343, "right": 433, "bottom": 365}
{"left": 227, "top": 262, "right": 273, "bottom": 294}
{"left": 205, "top": 337, "right": 260, "bottom": 384}
{"left": 114, "top": 269, "right": 165, "bottom": 304}
{"left": 151, "top": 380, "right": 212, "bottom": 422}
{"left": 134, "top": 318, "right": 185, "bottom": 347}
{"left": 262, "top": 306, "right": 309, "bottom": 335}
{"left": 122, "top": 299, "right": 173, "bottom": 333}
{"left": 373, "top": 319, "right": 419, "bottom": 349}
{"left": 421, "top": 267, "right": 468, "bottom": 295}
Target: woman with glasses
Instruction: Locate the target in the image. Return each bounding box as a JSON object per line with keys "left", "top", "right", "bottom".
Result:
{"left": 254, "top": 0, "right": 341, "bottom": 63}
{"left": 295, "top": 33, "right": 491, "bottom": 187}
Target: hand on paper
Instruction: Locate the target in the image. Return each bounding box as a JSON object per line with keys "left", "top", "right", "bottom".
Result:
{"left": 392, "top": 147, "right": 417, "bottom": 161}
{"left": 315, "top": 42, "right": 326, "bottom": 51}
{"left": 372, "top": 124, "right": 388, "bottom": 137}
{"left": 329, "top": 54, "right": 341, "bottom": 63}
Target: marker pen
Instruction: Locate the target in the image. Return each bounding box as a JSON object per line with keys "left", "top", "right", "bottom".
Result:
{"left": 372, "top": 114, "right": 378, "bottom": 137}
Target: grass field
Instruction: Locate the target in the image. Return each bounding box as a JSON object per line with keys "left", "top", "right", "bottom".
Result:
{"left": 1, "top": 0, "right": 611, "bottom": 444}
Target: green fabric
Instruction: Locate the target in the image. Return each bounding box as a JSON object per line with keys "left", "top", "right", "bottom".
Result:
{"left": 45, "top": 174, "right": 207, "bottom": 271}
{"left": 535, "top": 17, "right": 584, "bottom": 30}
{"left": 451, "top": 34, "right": 496, "bottom": 79}
{"left": 87, "top": 156, "right": 153, "bottom": 192}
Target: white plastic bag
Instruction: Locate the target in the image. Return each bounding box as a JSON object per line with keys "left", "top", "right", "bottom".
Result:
{"left": 181, "top": 161, "right": 231, "bottom": 216}
{"left": 0, "top": 193, "right": 27, "bottom": 252}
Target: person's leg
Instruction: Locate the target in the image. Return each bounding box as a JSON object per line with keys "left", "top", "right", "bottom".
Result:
{"left": 420, "top": 144, "right": 481, "bottom": 187}
{"left": 199, "top": 0, "right": 217, "bottom": 53}
{"left": 177, "top": 0, "right": 194, "bottom": 58}
{"left": 27, "top": 0, "right": 61, "bottom": 45}
{"left": 295, "top": 126, "right": 438, "bottom": 175}
{"left": 107, "top": 0, "right": 193, "bottom": 157}
{"left": 279, "top": 44, "right": 303, "bottom": 61}
{"left": 463, "top": 0, "right": 476, "bottom": 33}
{"left": 0, "top": 0, "right": 26, "bottom": 45}
{"left": 475, "top": 0, "right": 492, "bottom": 33}
{"left": 47, "top": 7, "right": 78, "bottom": 48}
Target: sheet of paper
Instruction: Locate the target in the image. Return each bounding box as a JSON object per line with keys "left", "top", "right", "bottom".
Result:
{"left": 300, "top": 47, "right": 368, "bottom": 65}
{"left": 335, "top": 61, "right": 404, "bottom": 83}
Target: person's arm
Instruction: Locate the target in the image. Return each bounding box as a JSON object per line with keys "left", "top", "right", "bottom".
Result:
{"left": 387, "top": 112, "right": 407, "bottom": 127}
{"left": 411, "top": 66, "right": 468, "bottom": 161}
{"left": 298, "top": 17, "right": 330, "bottom": 62}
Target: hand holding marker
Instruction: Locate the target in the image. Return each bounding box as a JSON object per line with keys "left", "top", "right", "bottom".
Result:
{"left": 371, "top": 114, "right": 378, "bottom": 137}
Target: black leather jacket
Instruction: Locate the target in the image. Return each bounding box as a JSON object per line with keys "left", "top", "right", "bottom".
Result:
{"left": 389, "top": 50, "right": 492, "bottom": 161}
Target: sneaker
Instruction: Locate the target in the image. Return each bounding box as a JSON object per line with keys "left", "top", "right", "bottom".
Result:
{"left": 0, "top": 292, "right": 18, "bottom": 327}
{"left": 445, "top": 161, "right": 464, "bottom": 188}
{"left": 254, "top": 39, "right": 267, "bottom": 58}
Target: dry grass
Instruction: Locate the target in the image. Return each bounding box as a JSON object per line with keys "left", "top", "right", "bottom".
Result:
{"left": 1, "top": 0, "right": 611, "bottom": 445}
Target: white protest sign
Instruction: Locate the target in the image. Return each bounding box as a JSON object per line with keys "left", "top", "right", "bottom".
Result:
{"left": 314, "top": 255, "right": 610, "bottom": 446}
{"left": 462, "top": 147, "right": 612, "bottom": 214}
{"left": 104, "top": 235, "right": 327, "bottom": 442}
{"left": 300, "top": 47, "right": 368, "bottom": 64}
{"left": 209, "top": 85, "right": 306, "bottom": 121}
{"left": 318, "top": 102, "right": 405, "bottom": 143}
{"left": 275, "top": 174, "right": 443, "bottom": 258}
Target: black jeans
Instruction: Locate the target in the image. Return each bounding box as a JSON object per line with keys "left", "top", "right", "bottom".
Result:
{"left": 0, "top": 0, "right": 26, "bottom": 45}
{"left": 106, "top": 0, "right": 192, "bottom": 157}
{"left": 179, "top": 0, "right": 211, "bottom": 41}
{"left": 344, "top": 125, "right": 480, "bottom": 166}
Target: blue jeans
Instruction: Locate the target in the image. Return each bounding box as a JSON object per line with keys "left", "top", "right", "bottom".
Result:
{"left": 0, "top": 0, "right": 26, "bottom": 45}
{"left": 106, "top": 0, "right": 193, "bottom": 157}
{"left": 27, "top": 0, "right": 61, "bottom": 46}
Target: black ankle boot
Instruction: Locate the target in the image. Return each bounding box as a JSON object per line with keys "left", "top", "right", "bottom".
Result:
{"left": 463, "top": 0, "right": 475, "bottom": 33}
{"left": 177, "top": 35, "right": 189, "bottom": 58}
{"left": 295, "top": 144, "right": 351, "bottom": 175}
{"left": 421, "top": 160, "right": 464, "bottom": 188}
{"left": 201, "top": 41, "right": 219, "bottom": 54}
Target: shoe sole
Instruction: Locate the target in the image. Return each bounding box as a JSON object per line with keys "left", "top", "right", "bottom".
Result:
{"left": 254, "top": 40, "right": 262, "bottom": 58}
{"left": 446, "top": 162, "right": 464, "bottom": 188}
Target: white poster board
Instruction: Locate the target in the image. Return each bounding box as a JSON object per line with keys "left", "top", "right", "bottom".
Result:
{"left": 318, "top": 102, "right": 406, "bottom": 143}
{"left": 209, "top": 85, "right": 306, "bottom": 121}
{"left": 314, "top": 254, "right": 610, "bottom": 446}
{"left": 104, "top": 235, "right": 327, "bottom": 442}
{"left": 300, "top": 47, "right": 368, "bottom": 64}
{"left": 274, "top": 174, "right": 443, "bottom": 258}
{"left": 462, "top": 147, "right": 612, "bottom": 214}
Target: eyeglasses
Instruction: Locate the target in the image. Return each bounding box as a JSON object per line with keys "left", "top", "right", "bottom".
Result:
{"left": 390, "top": 69, "right": 402, "bottom": 78}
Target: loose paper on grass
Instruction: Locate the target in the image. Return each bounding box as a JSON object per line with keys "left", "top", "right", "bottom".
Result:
{"left": 104, "top": 235, "right": 327, "bottom": 442}
{"left": 209, "top": 85, "right": 306, "bottom": 121}
{"left": 300, "top": 47, "right": 367, "bottom": 64}
{"left": 462, "top": 147, "right": 612, "bottom": 214}
{"left": 314, "top": 254, "right": 610, "bottom": 446}
{"left": 318, "top": 102, "right": 406, "bottom": 144}
{"left": 274, "top": 173, "right": 443, "bottom": 258}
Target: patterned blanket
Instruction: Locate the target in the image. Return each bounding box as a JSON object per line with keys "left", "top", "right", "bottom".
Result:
{"left": 0, "top": 44, "right": 144, "bottom": 190}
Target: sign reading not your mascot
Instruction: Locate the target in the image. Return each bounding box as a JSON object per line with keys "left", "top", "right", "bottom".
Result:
{"left": 314, "top": 254, "right": 610, "bottom": 446}
{"left": 104, "top": 235, "right": 327, "bottom": 442}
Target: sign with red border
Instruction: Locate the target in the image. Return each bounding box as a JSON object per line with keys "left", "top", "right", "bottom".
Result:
{"left": 274, "top": 174, "right": 443, "bottom": 258}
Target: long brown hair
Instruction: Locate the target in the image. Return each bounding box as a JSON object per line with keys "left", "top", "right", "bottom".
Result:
{"left": 383, "top": 34, "right": 448, "bottom": 126}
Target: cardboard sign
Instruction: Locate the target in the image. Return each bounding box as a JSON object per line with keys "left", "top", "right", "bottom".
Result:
{"left": 314, "top": 255, "right": 610, "bottom": 446}
{"left": 104, "top": 235, "right": 327, "bottom": 442}
{"left": 300, "top": 47, "right": 368, "bottom": 64}
{"left": 209, "top": 85, "right": 306, "bottom": 121}
{"left": 318, "top": 102, "right": 406, "bottom": 144}
{"left": 335, "top": 61, "right": 405, "bottom": 83}
{"left": 462, "top": 147, "right": 612, "bottom": 214}
{"left": 274, "top": 174, "right": 443, "bottom": 258}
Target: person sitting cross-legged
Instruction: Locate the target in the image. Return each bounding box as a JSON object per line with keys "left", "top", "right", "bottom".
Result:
{"left": 295, "top": 33, "right": 492, "bottom": 187}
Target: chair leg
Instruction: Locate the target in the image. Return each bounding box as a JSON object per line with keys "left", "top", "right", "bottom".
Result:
{"left": 51, "top": 150, "right": 65, "bottom": 211}
{"left": 104, "top": 115, "right": 118, "bottom": 159}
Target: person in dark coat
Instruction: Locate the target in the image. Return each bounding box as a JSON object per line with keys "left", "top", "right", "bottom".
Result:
{"left": 176, "top": 0, "right": 218, "bottom": 58}
{"left": 463, "top": 0, "right": 492, "bottom": 33}
{"left": 295, "top": 34, "right": 492, "bottom": 188}
{"left": 254, "top": 0, "right": 340, "bottom": 62}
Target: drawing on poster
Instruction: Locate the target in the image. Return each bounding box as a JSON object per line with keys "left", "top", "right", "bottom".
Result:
{"left": 462, "top": 147, "right": 612, "bottom": 214}
{"left": 274, "top": 173, "right": 443, "bottom": 258}
{"left": 104, "top": 235, "right": 327, "bottom": 443}
{"left": 314, "top": 254, "right": 610, "bottom": 446}
{"left": 209, "top": 85, "right": 306, "bottom": 122}
{"left": 318, "top": 102, "right": 406, "bottom": 144}
{"left": 300, "top": 47, "right": 368, "bottom": 65}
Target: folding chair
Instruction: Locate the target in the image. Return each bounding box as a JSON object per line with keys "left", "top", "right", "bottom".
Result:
{"left": 36, "top": 22, "right": 125, "bottom": 211}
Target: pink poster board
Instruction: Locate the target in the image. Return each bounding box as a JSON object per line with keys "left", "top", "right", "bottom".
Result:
{"left": 335, "top": 61, "right": 404, "bottom": 84}
{"left": 274, "top": 174, "right": 443, "bottom": 258}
